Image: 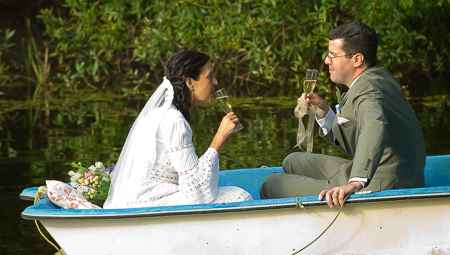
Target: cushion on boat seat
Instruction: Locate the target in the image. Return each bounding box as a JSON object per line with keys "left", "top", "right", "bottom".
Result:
{"left": 46, "top": 180, "right": 101, "bottom": 209}
{"left": 425, "top": 155, "right": 450, "bottom": 187}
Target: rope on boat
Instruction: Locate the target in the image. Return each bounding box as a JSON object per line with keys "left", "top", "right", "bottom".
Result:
{"left": 31, "top": 186, "right": 348, "bottom": 254}
{"left": 296, "top": 197, "right": 305, "bottom": 209}
{"left": 34, "top": 186, "right": 64, "bottom": 254}
{"left": 292, "top": 194, "right": 351, "bottom": 254}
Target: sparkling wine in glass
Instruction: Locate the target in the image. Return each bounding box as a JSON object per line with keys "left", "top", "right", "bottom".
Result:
{"left": 303, "top": 68, "right": 318, "bottom": 96}
{"left": 214, "top": 88, "right": 244, "bottom": 132}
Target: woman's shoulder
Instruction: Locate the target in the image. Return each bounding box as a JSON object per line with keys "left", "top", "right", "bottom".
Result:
{"left": 160, "top": 106, "right": 191, "bottom": 131}
{"left": 159, "top": 105, "right": 193, "bottom": 143}
{"left": 161, "top": 105, "right": 187, "bottom": 123}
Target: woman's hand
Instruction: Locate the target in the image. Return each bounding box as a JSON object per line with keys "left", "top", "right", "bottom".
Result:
{"left": 210, "top": 112, "right": 240, "bottom": 154}
{"left": 217, "top": 112, "right": 239, "bottom": 139}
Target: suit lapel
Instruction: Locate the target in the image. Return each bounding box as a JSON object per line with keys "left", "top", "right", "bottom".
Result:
{"left": 341, "top": 92, "right": 348, "bottom": 106}
{"left": 332, "top": 119, "right": 349, "bottom": 154}
{"left": 333, "top": 88, "right": 351, "bottom": 154}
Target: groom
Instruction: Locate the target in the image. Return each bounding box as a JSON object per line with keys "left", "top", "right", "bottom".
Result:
{"left": 260, "top": 22, "right": 426, "bottom": 208}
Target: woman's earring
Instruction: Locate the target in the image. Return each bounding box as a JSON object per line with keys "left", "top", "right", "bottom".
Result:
{"left": 188, "top": 80, "right": 194, "bottom": 102}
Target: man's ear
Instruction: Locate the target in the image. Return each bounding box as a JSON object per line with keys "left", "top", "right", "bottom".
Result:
{"left": 354, "top": 53, "right": 364, "bottom": 67}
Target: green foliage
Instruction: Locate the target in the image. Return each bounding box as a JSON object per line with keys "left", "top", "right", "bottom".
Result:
{"left": 71, "top": 161, "right": 89, "bottom": 173}
{"left": 0, "top": 28, "right": 17, "bottom": 87}
{"left": 346, "top": 0, "right": 450, "bottom": 96}
{"left": 419, "top": 95, "right": 450, "bottom": 127}
{"left": 13, "top": 0, "right": 448, "bottom": 99}
{"left": 0, "top": 29, "right": 15, "bottom": 61}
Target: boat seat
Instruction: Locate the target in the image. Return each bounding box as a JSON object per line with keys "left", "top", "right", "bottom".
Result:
{"left": 424, "top": 155, "right": 450, "bottom": 187}
{"left": 219, "top": 155, "right": 450, "bottom": 200}
{"left": 21, "top": 155, "right": 450, "bottom": 202}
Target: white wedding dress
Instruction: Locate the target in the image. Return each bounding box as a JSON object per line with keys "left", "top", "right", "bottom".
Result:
{"left": 122, "top": 106, "right": 252, "bottom": 208}
{"left": 103, "top": 78, "right": 252, "bottom": 209}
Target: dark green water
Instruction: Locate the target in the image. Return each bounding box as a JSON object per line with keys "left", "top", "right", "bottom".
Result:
{"left": 1, "top": 95, "right": 449, "bottom": 254}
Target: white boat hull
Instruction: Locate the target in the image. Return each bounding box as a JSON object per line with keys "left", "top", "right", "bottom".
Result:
{"left": 22, "top": 155, "right": 450, "bottom": 254}
{"left": 40, "top": 196, "right": 450, "bottom": 255}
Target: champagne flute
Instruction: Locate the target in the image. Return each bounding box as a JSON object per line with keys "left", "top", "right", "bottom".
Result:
{"left": 214, "top": 88, "right": 244, "bottom": 132}
{"left": 301, "top": 68, "right": 318, "bottom": 152}
{"left": 303, "top": 68, "right": 318, "bottom": 96}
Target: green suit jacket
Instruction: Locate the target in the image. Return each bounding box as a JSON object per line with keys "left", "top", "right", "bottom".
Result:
{"left": 320, "top": 66, "right": 426, "bottom": 191}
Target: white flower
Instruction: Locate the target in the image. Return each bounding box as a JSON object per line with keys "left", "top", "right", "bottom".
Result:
{"left": 95, "top": 161, "right": 103, "bottom": 169}
{"left": 68, "top": 170, "right": 76, "bottom": 176}
{"left": 77, "top": 185, "right": 89, "bottom": 193}
{"left": 88, "top": 165, "right": 96, "bottom": 171}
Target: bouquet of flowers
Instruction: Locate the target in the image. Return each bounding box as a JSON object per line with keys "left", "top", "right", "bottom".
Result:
{"left": 68, "top": 161, "right": 115, "bottom": 206}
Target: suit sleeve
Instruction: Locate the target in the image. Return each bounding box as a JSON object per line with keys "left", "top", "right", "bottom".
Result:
{"left": 351, "top": 96, "right": 389, "bottom": 184}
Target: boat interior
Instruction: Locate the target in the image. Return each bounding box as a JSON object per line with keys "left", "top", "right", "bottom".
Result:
{"left": 21, "top": 155, "right": 450, "bottom": 219}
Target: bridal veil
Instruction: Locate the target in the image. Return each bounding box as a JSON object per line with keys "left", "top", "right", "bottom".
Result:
{"left": 103, "top": 77, "right": 174, "bottom": 208}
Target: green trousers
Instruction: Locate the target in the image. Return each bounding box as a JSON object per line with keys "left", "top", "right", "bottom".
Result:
{"left": 260, "top": 152, "right": 351, "bottom": 199}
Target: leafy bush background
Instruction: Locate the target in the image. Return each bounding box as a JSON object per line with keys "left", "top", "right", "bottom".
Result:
{"left": 1, "top": 0, "right": 449, "bottom": 103}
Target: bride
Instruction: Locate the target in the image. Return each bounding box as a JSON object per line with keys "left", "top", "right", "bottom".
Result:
{"left": 103, "top": 50, "right": 252, "bottom": 208}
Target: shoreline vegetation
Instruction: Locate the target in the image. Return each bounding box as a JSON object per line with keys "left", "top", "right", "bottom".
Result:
{"left": 1, "top": 1, "right": 448, "bottom": 98}
{"left": 0, "top": 0, "right": 448, "bottom": 137}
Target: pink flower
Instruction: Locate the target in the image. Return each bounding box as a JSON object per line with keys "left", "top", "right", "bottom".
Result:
{"left": 85, "top": 171, "right": 92, "bottom": 180}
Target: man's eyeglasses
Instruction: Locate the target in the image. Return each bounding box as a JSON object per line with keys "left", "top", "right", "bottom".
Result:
{"left": 325, "top": 52, "right": 356, "bottom": 63}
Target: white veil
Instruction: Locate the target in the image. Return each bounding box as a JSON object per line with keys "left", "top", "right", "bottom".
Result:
{"left": 103, "top": 77, "right": 174, "bottom": 209}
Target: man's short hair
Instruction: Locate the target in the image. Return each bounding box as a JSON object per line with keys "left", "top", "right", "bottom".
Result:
{"left": 328, "top": 22, "right": 378, "bottom": 67}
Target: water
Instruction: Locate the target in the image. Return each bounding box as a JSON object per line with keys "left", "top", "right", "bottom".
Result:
{"left": 1, "top": 96, "right": 449, "bottom": 254}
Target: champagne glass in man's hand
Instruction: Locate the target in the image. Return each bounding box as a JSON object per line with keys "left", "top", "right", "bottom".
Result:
{"left": 214, "top": 88, "right": 244, "bottom": 132}
{"left": 303, "top": 68, "right": 318, "bottom": 97}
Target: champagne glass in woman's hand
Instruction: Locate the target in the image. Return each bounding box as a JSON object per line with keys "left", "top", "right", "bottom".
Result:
{"left": 214, "top": 88, "right": 244, "bottom": 132}
{"left": 303, "top": 68, "right": 318, "bottom": 97}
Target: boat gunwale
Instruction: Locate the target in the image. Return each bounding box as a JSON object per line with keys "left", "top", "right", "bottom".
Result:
{"left": 21, "top": 186, "right": 450, "bottom": 220}
{"left": 20, "top": 193, "right": 35, "bottom": 201}
{"left": 20, "top": 155, "right": 450, "bottom": 220}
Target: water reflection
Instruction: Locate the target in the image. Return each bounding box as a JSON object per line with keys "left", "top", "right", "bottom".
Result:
{"left": 1, "top": 96, "right": 449, "bottom": 254}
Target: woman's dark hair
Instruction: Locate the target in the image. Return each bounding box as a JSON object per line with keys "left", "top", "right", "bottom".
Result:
{"left": 165, "top": 50, "right": 210, "bottom": 121}
{"left": 328, "top": 22, "right": 378, "bottom": 68}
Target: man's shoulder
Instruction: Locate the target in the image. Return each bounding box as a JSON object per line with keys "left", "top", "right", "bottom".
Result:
{"left": 362, "top": 66, "right": 395, "bottom": 80}
{"left": 357, "top": 66, "right": 398, "bottom": 89}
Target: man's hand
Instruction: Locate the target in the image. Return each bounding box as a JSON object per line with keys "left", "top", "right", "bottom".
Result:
{"left": 318, "top": 182, "right": 362, "bottom": 209}
{"left": 298, "top": 92, "right": 329, "bottom": 118}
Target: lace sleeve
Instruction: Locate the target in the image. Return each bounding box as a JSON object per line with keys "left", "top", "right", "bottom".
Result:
{"left": 170, "top": 146, "right": 219, "bottom": 204}
{"left": 160, "top": 110, "right": 219, "bottom": 204}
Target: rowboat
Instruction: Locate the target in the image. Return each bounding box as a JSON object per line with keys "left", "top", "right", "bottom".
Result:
{"left": 21, "top": 155, "right": 450, "bottom": 255}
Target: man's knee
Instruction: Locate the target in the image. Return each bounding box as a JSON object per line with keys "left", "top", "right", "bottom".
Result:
{"left": 259, "top": 174, "right": 272, "bottom": 199}
{"left": 282, "top": 152, "right": 303, "bottom": 174}
{"left": 259, "top": 172, "right": 282, "bottom": 199}
{"left": 259, "top": 180, "right": 268, "bottom": 199}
